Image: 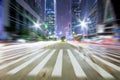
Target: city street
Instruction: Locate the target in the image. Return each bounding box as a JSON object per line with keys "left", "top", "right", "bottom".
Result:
{"left": 0, "top": 41, "right": 120, "bottom": 80}
{"left": 1, "top": 0, "right": 120, "bottom": 80}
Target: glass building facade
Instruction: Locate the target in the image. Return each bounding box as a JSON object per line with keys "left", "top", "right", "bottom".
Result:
{"left": 2, "top": 0, "right": 46, "bottom": 40}
{"left": 45, "top": 0, "right": 55, "bottom": 36}
{"left": 71, "top": 0, "right": 81, "bottom": 35}
{"left": 0, "top": 0, "right": 4, "bottom": 40}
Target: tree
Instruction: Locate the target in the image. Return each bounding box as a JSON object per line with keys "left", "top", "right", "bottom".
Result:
{"left": 5, "top": 26, "right": 16, "bottom": 33}
{"left": 61, "top": 36, "right": 66, "bottom": 42}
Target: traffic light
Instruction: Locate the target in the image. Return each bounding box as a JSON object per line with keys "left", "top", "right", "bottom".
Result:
{"left": 44, "top": 23, "right": 48, "bottom": 28}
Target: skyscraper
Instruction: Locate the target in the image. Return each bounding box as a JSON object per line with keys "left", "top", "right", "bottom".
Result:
{"left": 0, "top": 0, "right": 5, "bottom": 40}
{"left": 111, "top": 0, "right": 120, "bottom": 41}
{"left": 97, "top": 0, "right": 115, "bottom": 36}
{"left": 79, "top": 0, "right": 115, "bottom": 38}
{"left": 72, "top": 0, "right": 81, "bottom": 34}
{"left": 86, "top": 0, "right": 98, "bottom": 37}
{"left": 2, "top": 0, "right": 46, "bottom": 40}
{"left": 45, "top": 0, "right": 55, "bottom": 36}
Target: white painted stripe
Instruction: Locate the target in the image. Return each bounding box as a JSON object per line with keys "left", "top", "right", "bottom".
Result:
{"left": 1, "top": 48, "right": 42, "bottom": 61}
{"left": 83, "top": 49, "right": 91, "bottom": 55}
{"left": 0, "top": 49, "right": 44, "bottom": 70}
{"left": 99, "top": 54, "right": 120, "bottom": 64}
{"left": 0, "top": 50, "right": 29, "bottom": 63}
{"left": 2, "top": 46, "right": 41, "bottom": 59}
{"left": 67, "top": 49, "right": 87, "bottom": 78}
{"left": 107, "top": 51, "right": 120, "bottom": 56}
{"left": 0, "top": 44, "right": 4, "bottom": 47}
{"left": 97, "top": 50, "right": 120, "bottom": 59}
{"left": 0, "top": 50, "right": 3, "bottom": 54}
{"left": 92, "top": 55, "right": 120, "bottom": 71}
{"left": 0, "top": 48, "right": 41, "bottom": 62}
{"left": 92, "top": 48, "right": 120, "bottom": 58}
{"left": 105, "top": 52, "right": 120, "bottom": 58}
{"left": 107, "top": 49, "right": 120, "bottom": 55}
{"left": 86, "top": 58, "right": 114, "bottom": 79}
{"left": 94, "top": 49, "right": 120, "bottom": 57}
{"left": 52, "top": 49, "right": 63, "bottom": 77}
{"left": 86, "top": 47, "right": 120, "bottom": 60}
{"left": 75, "top": 49, "right": 114, "bottom": 79}
{"left": 0, "top": 51, "right": 3, "bottom": 60}
{"left": 7, "top": 50, "right": 49, "bottom": 74}
{"left": 28, "top": 50, "right": 56, "bottom": 76}
{"left": 2, "top": 49, "right": 28, "bottom": 59}
{"left": 3, "top": 47, "right": 26, "bottom": 52}
{"left": 74, "top": 49, "right": 85, "bottom": 59}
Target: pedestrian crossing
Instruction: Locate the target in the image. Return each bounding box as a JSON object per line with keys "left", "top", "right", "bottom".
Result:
{"left": 93, "top": 55, "right": 120, "bottom": 72}
{"left": 52, "top": 49, "right": 63, "bottom": 77}
{"left": 7, "top": 50, "right": 49, "bottom": 75}
{"left": 0, "top": 48, "right": 120, "bottom": 80}
{"left": 87, "top": 46, "right": 120, "bottom": 65}
{"left": 0, "top": 49, "right": 45, "bottom": 70}
{"left": 67, "top": 49, "right": 87, "bottom": 78}
{"left": 0, "top": 49, "right": 34, "bottom": 64}
{"left": 74, "top": 49, "right": 116, "bottom": 79}
{"left": 28, "top": 50, "right": 56, "bottom": 76}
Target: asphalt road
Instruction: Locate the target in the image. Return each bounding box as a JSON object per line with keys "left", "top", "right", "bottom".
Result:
{"left": 0, "top": 42, "right": 120, "bottom": 80}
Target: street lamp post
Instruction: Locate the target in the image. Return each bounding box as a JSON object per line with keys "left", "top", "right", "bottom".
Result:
{"left": 77, "top": 18, "right": 91, "bottom": 39}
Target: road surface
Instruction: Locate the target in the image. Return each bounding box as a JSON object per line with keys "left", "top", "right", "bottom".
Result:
{"left": 0, "top": 41, "right": 120, "bottom": 80}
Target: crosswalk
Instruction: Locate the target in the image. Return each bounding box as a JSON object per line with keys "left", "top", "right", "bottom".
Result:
{"left": 0, "top": 48, "right": 120, "bottom": 80}
{"left": 7, "top": 50, "right": 49, "bottom": 75}
{"left": 74, "top": 49, "right": 114, "bottom": 79}
{"left": 28, "top": 50, "right": 56, "bottom": 76}
{"left": 67, "top": 49, "right": 87, "bottom": 78}
{"left": 52, "top": 49, "right": 63, "bottom": 77}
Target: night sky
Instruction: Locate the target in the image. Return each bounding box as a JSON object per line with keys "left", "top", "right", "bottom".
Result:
{"left": 56, "top": 0, "right": 72, "bottom": 37}
{"left": 0, "top": 0, "right": 3, "bottom": 31}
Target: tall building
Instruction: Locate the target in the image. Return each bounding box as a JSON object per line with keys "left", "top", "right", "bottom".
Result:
{"left": 2, "top": 0, "right": 46, "bottom": 40}
{"left": 97, "top": 0, "right": 115, "bottom": 38}
{"left": 71, "top": 0, "right": 81, "bottom": 34}
{"left": 79, "top": 0, "right": 115, "bottom": 38}
{"left": 45, "top": 0, "right": 55, "bottom": 36}
{"left": 109, "top": 0, "right": 120, "bottom": 41}
{"left": 0, "top": 0, "right": 4, "bottom": 40}
{"left": 96, "top": 0, "right": 120, "bottom": 42}
{"left": 79, "top": 0, "right": 88, "bottom": 20}
{"left": 87, "top": 0, "right": 98, "bottom": 37}
{"left": 111, "top": 0, "right": 120, "bottom": 25}
{"left": 72, "top": 0, "right": 96, "bottom": 37}
{"left": 26, "top": 0, "right": 45, "bottom": 22}
{"left": 79, "top": 0, "right": 98, "bottom": 37}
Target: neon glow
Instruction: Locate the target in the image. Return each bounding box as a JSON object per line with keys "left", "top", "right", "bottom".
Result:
{"left": 80, "top": 21, "right": 87, "bottom": 28}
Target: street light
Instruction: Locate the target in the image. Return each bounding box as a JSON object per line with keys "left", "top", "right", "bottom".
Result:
{"left": 33, "top": 22, "right": 42, "bottom": 29}
{"left": 49, "top": 32, "right": 52, "bottom": 35}
{"left": 78, "top": 18, "right": 91, "bottom": 29}
{"left": 77, "top": 18, "right": 91, "bottom": 38}
{"left": 34, "top": 23, "right": 40, "bottom": 28}
{"left": 73, "top": 32, "right": 75, "bottom": 34}
{"left": 80, "top": 21, "right": 87, "bottom": 28}
{"left": 59, "top": 31, "right": 62, "bottom": 35}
